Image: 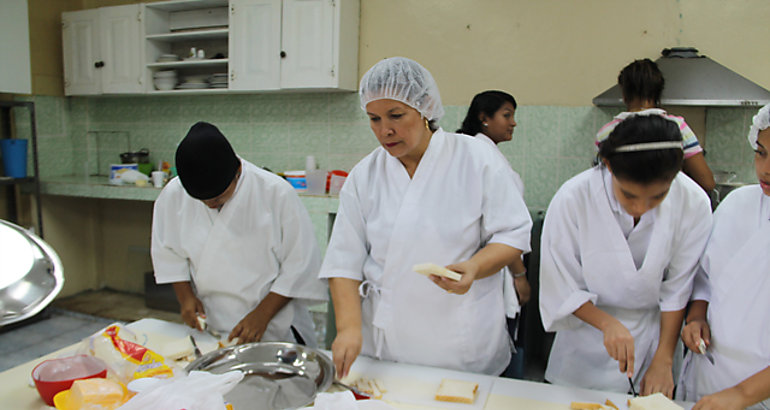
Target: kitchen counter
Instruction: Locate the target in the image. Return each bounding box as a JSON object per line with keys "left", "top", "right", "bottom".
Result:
{"left": 36, "top": 175, "right": 341, "bottom": 203}
{"left": 0, "top": 318, "right": 693, "bottom": 410}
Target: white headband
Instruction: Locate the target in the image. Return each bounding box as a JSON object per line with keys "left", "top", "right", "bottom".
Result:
{"left": 614, "top": 141, "right": 684, "bottom": 153}
{"left": 748, "top": 103, "right": 770, "bottom": 149}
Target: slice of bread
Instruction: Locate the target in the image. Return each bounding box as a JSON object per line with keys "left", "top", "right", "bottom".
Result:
{"left": 413, "top": 263, "right": 462, "bottom": 281}
{"left": 628, "top": 393, "right": 684, "bottom": 410}
{"left": 435, "top": 378, "right": 478, "bottom": 404}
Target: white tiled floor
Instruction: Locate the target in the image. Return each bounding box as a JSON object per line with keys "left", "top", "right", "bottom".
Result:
{"left": 0, "top": 308, "right": 118, "bottom": 372}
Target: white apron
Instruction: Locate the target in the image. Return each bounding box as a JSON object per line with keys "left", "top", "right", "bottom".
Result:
{"left": 321, "top": 129, "right": 532, "bottom": 375}
{"left": 540, "top": 167, "right": 711, "bottom": 392}
{"left": 151, "top": 160, "right": 326, "bottom": 345}
{"left": 678, "top": 186, "right": 770, "bottom": 409}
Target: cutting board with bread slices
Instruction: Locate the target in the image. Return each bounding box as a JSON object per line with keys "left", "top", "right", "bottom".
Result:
{"left": 342, "top": 355, "right": 494, "bottom": 409}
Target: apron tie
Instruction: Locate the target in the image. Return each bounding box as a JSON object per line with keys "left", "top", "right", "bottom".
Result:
{"left": 358, "top": 280, "right": 386, "bottom": 359}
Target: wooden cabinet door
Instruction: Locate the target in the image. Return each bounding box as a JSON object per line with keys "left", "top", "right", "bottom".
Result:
{"left": 280, "top": 0, "right": 335, "bottom": 89}
{"left": 229, "top": 0, "right": 281, "bottom": 90}
{"left": 62, "top": 9, "right": 101, "bottom": 95}
{"left": 99, "top": 4, "right": 144, "bottom": 94}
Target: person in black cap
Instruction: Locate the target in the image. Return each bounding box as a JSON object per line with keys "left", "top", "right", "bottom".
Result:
{"left": 151, "top": 121, "right": 327, "bottom": 346}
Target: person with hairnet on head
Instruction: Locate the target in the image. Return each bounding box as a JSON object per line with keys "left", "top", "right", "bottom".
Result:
{"left": 676, "top": 103, "right": 770, "bottom": 410}
{"left": 151, "top": 121, "right": 327, "bottom": 346}
{"left": 319, "top": 57, "right": 532, "bottom": 377}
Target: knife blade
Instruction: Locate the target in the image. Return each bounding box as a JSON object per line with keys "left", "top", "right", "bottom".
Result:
{"left": 189, "top": 334, "right": 202, "bottom": 358}
{"left": 698, "top": 339, "right": 715, "bottom": 365}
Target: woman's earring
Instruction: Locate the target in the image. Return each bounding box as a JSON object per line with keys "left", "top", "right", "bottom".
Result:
{"left": 424, "top": 118, "right": 430, "bottom": 131}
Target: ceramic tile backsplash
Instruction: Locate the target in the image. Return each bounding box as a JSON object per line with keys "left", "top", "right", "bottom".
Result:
{"left": 17, "top": 94, "right": 759, "bottom": 209}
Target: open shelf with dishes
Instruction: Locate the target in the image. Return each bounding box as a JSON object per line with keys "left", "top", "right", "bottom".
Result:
{"left": 144, "top": 0, "right": 230, "bottom": 93}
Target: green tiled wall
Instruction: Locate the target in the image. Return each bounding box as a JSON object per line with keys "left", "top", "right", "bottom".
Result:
{"left": 14, "top": 94, "right": 761, "bottom": 210}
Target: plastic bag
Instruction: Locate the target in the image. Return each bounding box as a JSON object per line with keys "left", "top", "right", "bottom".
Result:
{"left": 77, "top": 324, "right": 174, "bottom": 384}
{"left": 119, "top": 371, "right": 243, "bottom": 410}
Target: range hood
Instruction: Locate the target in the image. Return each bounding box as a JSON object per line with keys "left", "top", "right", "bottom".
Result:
{"left": 593, "top": 47, "right": 770, "bottom": 107}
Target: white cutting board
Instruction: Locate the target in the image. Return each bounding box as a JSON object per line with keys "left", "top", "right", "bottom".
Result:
{"left": 343, "top": 355, "right": 495, "bottom": 410}
{"left": 126, "top": 318, "right": 220, "bottom": 357}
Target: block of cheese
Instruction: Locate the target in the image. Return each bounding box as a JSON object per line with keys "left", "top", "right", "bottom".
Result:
{"left": 435, "top": 378, "right": 478, "bottom": 404}
{"left": 413, "top": 263, "right": 462, "bottom": 281}
{"left": 628, "top": 393, "right": 684, "bottom": 410}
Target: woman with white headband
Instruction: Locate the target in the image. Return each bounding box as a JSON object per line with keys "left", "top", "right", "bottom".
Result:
{"left": 319, "top": 57, "right": 532, "bottom": 377}
{"left": 677, "top": 103, "right": 770, "bottom": 409}
{"left": 540, "top": 114, "right": 712, "bottom": 397}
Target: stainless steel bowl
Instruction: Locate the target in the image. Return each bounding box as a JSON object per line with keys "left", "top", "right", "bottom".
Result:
{"left": 185, "top": 342, "right": 334, "bottom": 410}
{"left": 0, "top": 219, "right": 64, "bottom": 327}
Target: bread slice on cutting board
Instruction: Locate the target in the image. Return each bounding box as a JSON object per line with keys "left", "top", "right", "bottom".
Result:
{"left": 628, "top": 393, "right": 684, "bottom": 410}
{"left": 413, "top": 263, "right": 462, "bottom": 281}
{"left": 435, "top": 378, "right": 478, "bottom": 404}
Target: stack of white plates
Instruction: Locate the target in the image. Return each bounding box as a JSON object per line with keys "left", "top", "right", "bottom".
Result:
{"left": 153, "top": 70, "right": 178, "bottom": 90}
{"left": 209, "top": 73, "right": 228, "bottom": 88}
{"left": 156, "top": 54, "right": 180, "bottom": 63}
{"left": 176, "top": 74, "right": 209, "bottom": 90}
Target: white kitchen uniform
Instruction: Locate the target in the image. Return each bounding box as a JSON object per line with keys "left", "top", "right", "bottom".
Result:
{"left": 474, "top": 132, "right": 525, "bottom": 318}
{"left": 678, "top": 185, "right": 770, "bottom": 409}
{"left": 151, "top": 159, "right": 327, "bottom": 345}
{"left": 540, "top": 166, "right": 711, "bottom": 392}
{"left": 320, "top": 128, "right": 532, "bottom": 375}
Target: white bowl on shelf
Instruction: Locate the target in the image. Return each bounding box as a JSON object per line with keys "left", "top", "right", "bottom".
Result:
{"left": 153, "top": 70, "right": 177, "bottom": 79}
{"left": 154, "top": 78, "right": 177, "bottom": 91}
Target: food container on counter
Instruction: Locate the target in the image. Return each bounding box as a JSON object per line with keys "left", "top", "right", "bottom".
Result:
{"left": 31, "top": 355, "right": 108, "bottom": 406}
{"left": 284, "top": 170, "right": 306, "bottom": 191}
{"left": 327, "top": 170, "right": 348, "bottom": 195}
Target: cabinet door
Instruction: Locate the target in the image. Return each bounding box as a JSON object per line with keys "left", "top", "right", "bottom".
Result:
{"left": 229, "top": 0, "right": 281, "bottom": 91}
{"left": 99, "top": 4, "right": 144, "bottom": 94}
{"left": 280, "top": 0, "right": 335, "bottom": 89}
{"left": 62, "top": 9, "right": 101, "bottom": 96}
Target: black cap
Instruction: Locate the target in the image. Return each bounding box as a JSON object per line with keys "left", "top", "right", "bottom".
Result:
{"left": 175, "top": 122, "right": 240, "bottom": 200}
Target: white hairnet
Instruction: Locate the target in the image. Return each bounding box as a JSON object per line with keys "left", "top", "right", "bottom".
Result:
{"left": 359, "top": 57, "right": 444, "bottom": 122}
{"left": 748, "top": 103, "right": 770, "bottom": 149}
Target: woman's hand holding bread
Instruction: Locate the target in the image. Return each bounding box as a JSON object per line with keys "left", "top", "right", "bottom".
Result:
{"left": 640, "top": 357, "right": 675, "bottom": 398}
{"left": 430, "top": 260, "right": 479, "bottom": 295}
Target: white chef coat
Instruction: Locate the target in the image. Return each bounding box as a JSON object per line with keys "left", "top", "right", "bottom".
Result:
{"left": 540, "top": 166, "right": 711, "bottom": 392}
{"left": 473, "top": 132, "right": 526, "bottom": 318}
{"left": 151, "top": 158, "right": 327, "bottom": 346}
{"left": 678, "top": 185, "right": 770, "bottom": 409}
{"left": 319, "top": 128, "right": 532, "bottom": 375}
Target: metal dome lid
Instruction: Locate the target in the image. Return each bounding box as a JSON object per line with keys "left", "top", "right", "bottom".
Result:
{"left": 0, "top": 219, "right": 64, "bottom": 327}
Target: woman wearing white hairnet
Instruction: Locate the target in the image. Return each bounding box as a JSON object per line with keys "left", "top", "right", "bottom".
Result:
{"left": 319, "top": 57, "right": 532, "bottom": 377}
{"left": 677, "top": 103, "right": 770, "bottom": 409}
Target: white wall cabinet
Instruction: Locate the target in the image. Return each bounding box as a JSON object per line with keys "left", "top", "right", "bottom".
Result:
{"left": 63, "top": 0, "right": 358, "bottom": 95}
{"left": 62, "top": 4, "right": 144, "bottom": 96}
{"left": 230, "top": 0, "right": 359, "bottom": 92}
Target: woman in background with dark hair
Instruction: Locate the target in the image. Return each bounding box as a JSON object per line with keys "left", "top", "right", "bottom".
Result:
{"left": 459, "top": 91, "right": 530, "bottom": 378}
{"left": 458, "top": 90, "right": 523, "bottom": 193}
{"left": 595, "top": 58, "right": 716, "bottom": 193}
{"left": 540, "top": 115, "right": 712, "bottom": 397}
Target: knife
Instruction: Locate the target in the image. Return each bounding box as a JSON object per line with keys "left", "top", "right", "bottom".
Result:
{"left": 698, "top": 339, "right": 715, "bottom": 365}
{"left": 189, "top": 334, "right": 202, "bottom": 358}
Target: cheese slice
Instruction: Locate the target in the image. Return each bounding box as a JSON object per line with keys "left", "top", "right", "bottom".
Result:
{"left": 413, "top": 263, "right": 462, "bottom": 281}
{"left": 628, "top": 393, "right": 684, "bottom": 410}
{"left": 435, "top": 378, "right": 478, "bottom": 404}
